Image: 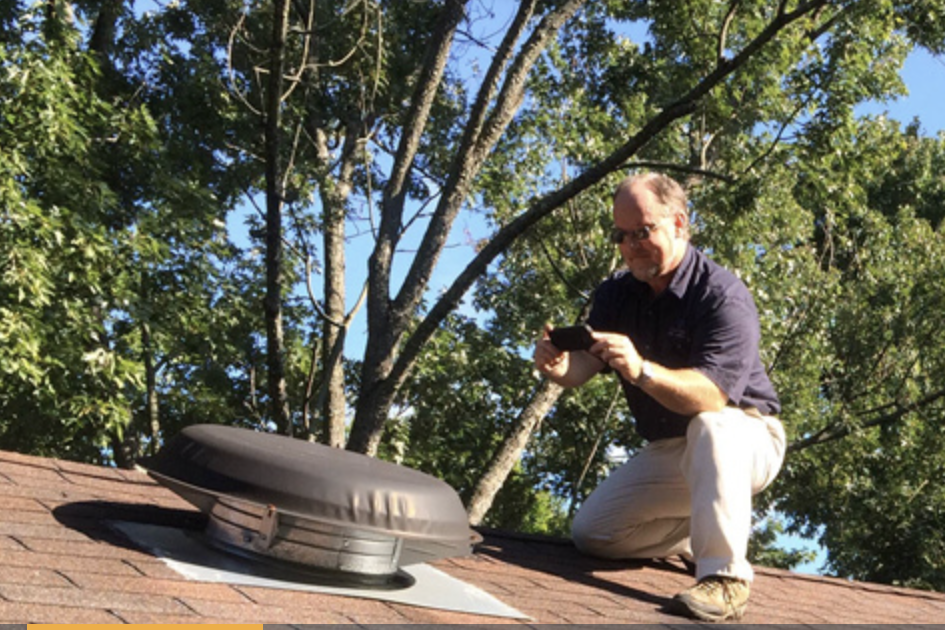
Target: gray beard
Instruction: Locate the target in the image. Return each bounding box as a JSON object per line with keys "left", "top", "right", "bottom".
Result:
{"left": 630, "top": 263, "right": 660, "bottom": 282}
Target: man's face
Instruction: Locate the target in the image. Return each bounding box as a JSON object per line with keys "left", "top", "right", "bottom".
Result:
{"left": 612, "top": 182, "right": 686, "bottom": 289}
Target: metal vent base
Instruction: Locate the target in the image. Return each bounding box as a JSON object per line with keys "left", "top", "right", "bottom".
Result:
{"left": 205, "top": 495, "right": 409, "bottom": 588}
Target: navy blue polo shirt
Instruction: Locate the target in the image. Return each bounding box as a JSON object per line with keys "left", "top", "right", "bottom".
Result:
{"left": 587, "top": 245, "right": 780, "bottom": 441}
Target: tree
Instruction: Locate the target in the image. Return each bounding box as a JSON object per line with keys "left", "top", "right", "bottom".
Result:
{"left": 770, "top": 121, "right": 945, "bottom": 590}
{"left": 673, "top": 109, "right": 945, "bottom": 587}
{"left": 262, "top": 0, "right": 293, "bottom": 434}
{"left": 7, "top": 0, "right": 945, "bottom": 590}
{"left": 384, "top": 2, "right": 945, "bottom": 583}
{"left": 93, "top": 0, "right": 936, "bottom": 463}
{"left": 0, "top": 1, "right": 268, "bottom": 462}
{"left": 0, "top": 10, "right": 152, "bottom": 460}
{"left": 346, "top": 0, "right": 859, "bottom": 455}
{"left": 455, "top": 0, "right": 925, "bottom": 526}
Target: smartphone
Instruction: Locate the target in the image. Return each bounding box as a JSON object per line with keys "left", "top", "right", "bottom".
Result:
{"left": 549, "top": 324, "right": 595, "bottom": 352}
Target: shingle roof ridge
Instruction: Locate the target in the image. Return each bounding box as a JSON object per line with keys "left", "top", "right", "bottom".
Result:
{"left": 476, "top": 514, "right": 945, "bottom": 603}
{"left": 755, "top": 565, "right": 945, "bottom": 602}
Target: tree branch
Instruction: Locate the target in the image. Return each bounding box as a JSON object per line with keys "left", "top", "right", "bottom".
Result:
{"left": 363, "top": 0, "right": 468, "bottom": 368}
{"left": 466, "top": 378, "right": 564, "bottom": 525}
{"left": 388, "top": 1, "right": 830, "bottom": 397}
{"left": 381, "top": 6, "right": 591, "bottom": 435}
{"left": 390, "top": 0, "right": 542, "bottom": 327}
{"left": 788, "top": 387, "right": 945, "bottom": 452}
{"left": 348, "top": 0, "right": 831, "bottom": 454}
{"left": 718, "top": 0, "right": 740, "bottom": 64}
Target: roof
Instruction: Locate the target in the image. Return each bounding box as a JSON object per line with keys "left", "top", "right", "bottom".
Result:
{"left": 2, "top": 447, "right": 944, "bottom": 624}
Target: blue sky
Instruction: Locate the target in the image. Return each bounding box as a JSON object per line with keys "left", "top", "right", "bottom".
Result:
{"left": 858, "top": 46, "right": 945, "bottom": 135}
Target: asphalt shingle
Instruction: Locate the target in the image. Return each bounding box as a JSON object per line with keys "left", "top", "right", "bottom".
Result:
{"left": 1, "top": 448, "right": 944, "bottom": 624}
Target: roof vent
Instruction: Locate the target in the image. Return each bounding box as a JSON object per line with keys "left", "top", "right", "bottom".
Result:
{"left": 141, "top": 424, "right": 473, "bottom": 587}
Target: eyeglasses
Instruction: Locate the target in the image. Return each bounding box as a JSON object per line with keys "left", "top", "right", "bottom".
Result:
{"left": 610, "top": 222, "right": 663, "bottom": 246}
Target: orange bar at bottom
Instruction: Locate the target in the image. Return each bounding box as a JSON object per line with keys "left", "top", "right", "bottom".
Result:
{"left": 31, "top": 626, "right": 264, "bottom": 630}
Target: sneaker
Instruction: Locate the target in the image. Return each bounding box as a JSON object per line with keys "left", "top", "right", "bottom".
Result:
{"left": 673, "top": 575, "right": 750, "bottom": 622}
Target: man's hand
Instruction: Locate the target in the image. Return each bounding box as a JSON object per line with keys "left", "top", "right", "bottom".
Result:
{"left": 589, "top": 331, "right": 644, "bottom": 383}
{"left": 533, "top": 324, "right": 605, "bottom": 388}
{"left": 533, "top": 324, "right": 570, "bottom": 380}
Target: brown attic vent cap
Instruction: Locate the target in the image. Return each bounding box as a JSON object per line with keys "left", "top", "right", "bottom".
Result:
{"left": 140, "top": 424, "right": 473, "bottom": 581}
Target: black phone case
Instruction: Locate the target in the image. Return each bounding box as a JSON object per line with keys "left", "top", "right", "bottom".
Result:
{"left": 549, "top": 324, "right": 594, "bottom": 352}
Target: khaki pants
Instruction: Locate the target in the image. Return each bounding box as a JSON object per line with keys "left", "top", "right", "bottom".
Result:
{"left": 571, "top": 407, "right": 786, "bottom": 582}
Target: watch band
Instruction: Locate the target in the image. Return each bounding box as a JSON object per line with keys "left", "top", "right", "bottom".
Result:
{"left": 635, "top": 360, "right": 655, "bottom": 387}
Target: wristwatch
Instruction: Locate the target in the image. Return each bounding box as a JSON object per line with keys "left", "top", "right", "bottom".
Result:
{"left": 634, "top": 360, "right": 655, "bottom": 387}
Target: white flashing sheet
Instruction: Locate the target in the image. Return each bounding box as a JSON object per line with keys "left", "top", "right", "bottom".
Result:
{"left": 110, "top": 521, "right": 528, "bottom": 620}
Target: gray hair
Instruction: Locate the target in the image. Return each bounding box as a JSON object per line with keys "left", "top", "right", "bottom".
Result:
{"left": 615, "top": 172, "right": 690, "bottom": 237}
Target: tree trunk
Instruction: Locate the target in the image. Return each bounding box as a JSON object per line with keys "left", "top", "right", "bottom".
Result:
{"left": 309, "top": 99, "right": 363, "bottom": 443}
{"left": 263, "top": 0, "right": 292, "bottom": 433}
{"left": 347, "top": 0, "right": 581, "bottom": 454}
{"left": 467, "top": 379, "right": 564, "bottom": 525}
{"left": 87, "top": 0, "right": 123, "bottom": 59}
{"left": 110, "top": 434, "right": 136, "bottom": 470}
{"left": 140, "top": 321, "right": 160, "bottom": 454}
{"left": 320, "top": 184, "right": 349, "bottom": 448}
{"left": 348, "top": 0, "right": 469, "bottom": 455}
{"left": 347, "top": 0, "right": 826, "bottom": 455}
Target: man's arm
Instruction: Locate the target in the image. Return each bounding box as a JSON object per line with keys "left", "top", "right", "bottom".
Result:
{"left": 630, "top": 361, "right": 728, "bottom": 416}
{"left": 590, "top": 331, "right": 727, "bottom": 415}
{"left": 533, "top": 324, "right": 606, "bottom": 388}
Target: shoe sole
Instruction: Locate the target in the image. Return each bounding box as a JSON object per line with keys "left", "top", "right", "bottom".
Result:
{"left": 673, "top": 597, "right": 747, "bottom": 622}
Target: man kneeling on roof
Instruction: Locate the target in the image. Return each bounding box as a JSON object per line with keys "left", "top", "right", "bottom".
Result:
{"left": 533, "top": 172, "right": 786, "bottom": 623}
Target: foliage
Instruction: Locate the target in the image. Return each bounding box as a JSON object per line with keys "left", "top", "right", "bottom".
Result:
{"left": 5, "top": 0, "right": 945, "bottom": 591}
{"left": 1, "top": 15, "right": 146, "bottom": 459}
{"left": 773, "top": 121, "right": 945, "bottom": 590}
{"left": 748, "top": 514, "right": 818, "bottom": 570}
{"left": 692, "top": 116, "right": 945, "bottom": 588}
{"left": 384, "top": 314, "right": 567, "bottom": 533}
{"left": 0, "top": 4, "right": 270, "bottom": 462}
{"left": 384, "top": 314, "right": 529, "bottom": 497}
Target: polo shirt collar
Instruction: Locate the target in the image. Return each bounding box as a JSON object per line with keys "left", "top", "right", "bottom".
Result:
{"left": 664, "top": 243, "right": 695, "bottom": 299}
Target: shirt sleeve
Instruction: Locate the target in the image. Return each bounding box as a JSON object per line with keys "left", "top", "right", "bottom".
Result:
{"left": 690, "top": 289, "right": 761, "bottom": 404}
